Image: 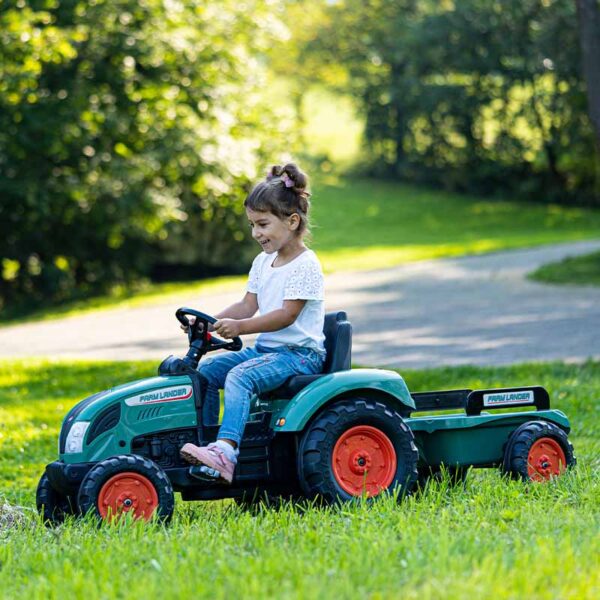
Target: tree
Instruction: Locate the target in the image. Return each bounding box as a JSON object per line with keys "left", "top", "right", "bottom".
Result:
{"left": 306, "top": 0, "right": 598, "bottom": 203}
{"left": 576, "top": 0, "right": 600, "bottom": 152}
{"left": 573, "top": 0, "right": 600, "bottom": 274}
{"left": 0, "top": 0, "right": 288, "bottom": 308}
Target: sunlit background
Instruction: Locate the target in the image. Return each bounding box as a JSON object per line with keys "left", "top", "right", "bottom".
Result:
{"left": 1, "top": 0, "right": 599, "bottom": 317}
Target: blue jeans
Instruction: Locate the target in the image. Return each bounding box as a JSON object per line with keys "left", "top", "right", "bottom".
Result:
{"left": 198, "top": 344, "right": 325, "bottom": 446}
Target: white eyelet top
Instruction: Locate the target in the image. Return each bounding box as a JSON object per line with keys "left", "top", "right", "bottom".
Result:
{"left": 247, "top": 249, "right": 325, "bottom": 353}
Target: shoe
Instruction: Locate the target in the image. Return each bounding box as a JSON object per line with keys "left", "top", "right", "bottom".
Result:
{"left": 180, "top": 443, "right": 235, "bottom": 484}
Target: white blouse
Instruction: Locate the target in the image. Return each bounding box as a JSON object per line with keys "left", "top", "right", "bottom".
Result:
{"left": 247, "top": 249, "right": 326, "bottom": 353}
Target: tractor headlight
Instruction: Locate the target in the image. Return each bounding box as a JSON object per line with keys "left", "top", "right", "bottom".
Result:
{"left": 64, "top": 421, "right": 90, "bottom": 454}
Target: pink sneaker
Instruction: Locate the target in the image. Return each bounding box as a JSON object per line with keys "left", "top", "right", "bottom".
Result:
{"left": 180, "top": 443, "right": 235, "bottom": 484}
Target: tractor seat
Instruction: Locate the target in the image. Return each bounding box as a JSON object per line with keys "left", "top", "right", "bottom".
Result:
{"left": 263, "top": 311, "right": 352, "bottom": 399}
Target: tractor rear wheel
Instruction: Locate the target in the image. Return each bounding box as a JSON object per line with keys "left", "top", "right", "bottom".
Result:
{"left": 502, "top": 421, "right": 575, "bottom": 482}
{"left": 78, "top": 455, "right": 174, "bottom": 522}
{"left": 297, "top": 398, "right": 418, "bottom": 504}
{"left": 36, "top": 473, "right": 78, "bottom": 525}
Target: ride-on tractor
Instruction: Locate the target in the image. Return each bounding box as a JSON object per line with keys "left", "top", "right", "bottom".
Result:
{"left": 37, "top": 308, "right": 576, "bottom": 523}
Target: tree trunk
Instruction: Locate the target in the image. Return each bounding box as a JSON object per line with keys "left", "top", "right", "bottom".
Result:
{"left": 576, "top": 0, "right": 600, "bottom": 149}
{"left": 390, "top": 61, "right": 406, "bottom": 175}
{"left": 292, "top": 85, "right": 306, "bottom": 149}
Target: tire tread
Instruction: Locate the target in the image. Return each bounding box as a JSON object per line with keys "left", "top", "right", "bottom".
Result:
{"left": 501, "top": 420, "right": 575, "bottom": 481}
{"left": 298, "top": 398, "right": 418, "bottom": 504}
{"left": 78, "top": 454, "right": 174, "bottom": 522}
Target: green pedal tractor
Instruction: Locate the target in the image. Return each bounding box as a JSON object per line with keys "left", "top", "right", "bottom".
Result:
{"left": 37, "top": 308, "right": 576, "bottom": 523}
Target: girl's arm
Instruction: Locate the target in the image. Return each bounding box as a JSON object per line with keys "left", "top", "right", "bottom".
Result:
{"left": 215, "top": 292, "right": 258, "bottom": 321}
{"left": 214, "top": 300, "right": 306, "bottom": 338}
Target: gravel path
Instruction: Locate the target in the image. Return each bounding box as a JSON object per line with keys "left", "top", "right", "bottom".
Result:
{"left": 1, "top": 240, "right": 599, "bottom": 368}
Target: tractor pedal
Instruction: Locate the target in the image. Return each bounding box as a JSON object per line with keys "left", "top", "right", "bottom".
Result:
{"left": 188, "top": 465, "right": 222, "bottom": 482}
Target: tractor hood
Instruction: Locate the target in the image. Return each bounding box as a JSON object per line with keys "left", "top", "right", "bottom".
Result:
{"left": 59, "top": 375, "right": 197, "bottom": 464}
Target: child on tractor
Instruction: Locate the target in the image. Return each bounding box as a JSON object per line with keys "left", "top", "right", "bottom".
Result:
{"left": 179, "top": 163, "right": 326, "bottom": 483}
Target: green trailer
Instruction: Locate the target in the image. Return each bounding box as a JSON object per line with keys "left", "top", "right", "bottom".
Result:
{"left": 37, "top": 309, "right": 575, "bottom": 523}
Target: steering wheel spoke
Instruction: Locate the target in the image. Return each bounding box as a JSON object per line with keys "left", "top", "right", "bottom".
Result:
{"left": 176, "top": 307, "right": 243, "bottom": 359}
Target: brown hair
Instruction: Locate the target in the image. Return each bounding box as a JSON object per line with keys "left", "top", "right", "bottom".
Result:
{"left": 244, "top": 163, "right": 311, "bottom": 236}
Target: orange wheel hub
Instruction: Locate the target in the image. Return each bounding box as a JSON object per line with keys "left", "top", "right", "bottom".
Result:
{"left": 97, "top": 472, "right": 159, "bottom": 521}
{"left": 332, "top": 425, "right": 397, "bottom": 497}
{"left": 527, "top": 437, "right": 567, "bottom": 482}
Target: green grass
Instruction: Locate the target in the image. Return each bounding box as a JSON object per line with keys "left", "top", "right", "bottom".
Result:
{"left": 1, "top": 359, "right": 598, "bottom": 598}
{"left": 0, "top": 274, "right": 247, "bottom": 326}
{"left": 311, "top": 179, "right": 600, "bottom": 272}
{"left": 529, "top": 250, "right": 600, "bottom": 286}
{"left": 3, "top": 178, "right": 599, "bottom": 326}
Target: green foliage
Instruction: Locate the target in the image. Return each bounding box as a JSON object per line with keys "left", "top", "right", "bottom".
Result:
{"left": 529, "top": 250, "right": 600, "bottom": 286}
{"left": 308, "top": 0, "right": 599, "bottom": 204}
{"left": 0, "top": 0, "right": 288, "bottom": 309}
{"left": 3, "top": 0, "right": 598, "bottom": 316}
{"left": 0, "top": 359, "right": 598, "bottom": 597}
{"left": 3, "top": 177, "right": 600, "bottom": 325}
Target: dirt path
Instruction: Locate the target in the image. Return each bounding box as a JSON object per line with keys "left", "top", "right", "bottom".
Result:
{"left": 1, "top": 240, "right": 599, "bottom": 368}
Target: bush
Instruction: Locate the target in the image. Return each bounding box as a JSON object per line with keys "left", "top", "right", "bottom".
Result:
{"left": 309, "top": 0, "right": 599, "bottom": 206}
{"left": 0, "top": 0, "right": 288, "bottom": 309}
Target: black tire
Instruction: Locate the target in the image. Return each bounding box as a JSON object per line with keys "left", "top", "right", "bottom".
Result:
{"left": 297, "top": 398, "right": 418, "bottom": 504}
{"left": 36, "top": 473, "right": 78, "bottom": 525}
{"left": 501, "top": 420, "right": 575, "bottom": 481}
{"left": 417, "top": 464, "right": 468, "bottom": 489}
{"left": 78, "top": 455, "right": 175, "bottom": 523}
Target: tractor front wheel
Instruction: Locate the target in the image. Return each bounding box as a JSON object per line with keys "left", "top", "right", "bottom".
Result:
{"left": 78, "top": 455, "right": 174, "bottom": 522}
{"left": 36, "top": 473, "right": 78, "bottom": 525}
{"left": 298, "top": 398, "right": 418, "bottom": 504}
{"left": 502, "top": 421, "right": 575, "bottom": 482}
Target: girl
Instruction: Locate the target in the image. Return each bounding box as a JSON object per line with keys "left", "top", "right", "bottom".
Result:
{"left": 180, "top": 163, "right": 326, "bottom": 483}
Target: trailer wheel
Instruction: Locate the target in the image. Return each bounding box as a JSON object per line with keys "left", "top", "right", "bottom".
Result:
{"left": 502, "top": 421, "right": 575, "bottom": 482}
{"left": 298, "top": 398, "right": 418, "bottom": 504}
{"left": 78, "top": 455, "right": 174, "bottom": 522}
{"left": 36, "top": 473, "right": 78, "bottom": 525}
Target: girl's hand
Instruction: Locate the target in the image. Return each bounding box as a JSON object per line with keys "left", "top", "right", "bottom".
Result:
{"left": 180, "top": 315, "right": 196, "bottom": 334}
{"left": 214, "top": 318, "right": 242, "bottom": 339}
{"left": 180, "top": 316, "right": 207, "bottom": 334}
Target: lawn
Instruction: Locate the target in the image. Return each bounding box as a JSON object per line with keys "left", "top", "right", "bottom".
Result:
{"left": 529, "top": 250, "right": 600, "bottom": 286}
{"left": 311, "top": 179, "right": 600, "bottom": 272}
{"left": 1, "top": 359, "right": 598, "bottom": 598}
{"left": 3, "top": 178, "right": 600, "bottom": 326}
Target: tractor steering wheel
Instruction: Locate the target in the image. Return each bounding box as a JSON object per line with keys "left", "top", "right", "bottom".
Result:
{"left": 175, "top": 307, "right": 243, "bottom": 353}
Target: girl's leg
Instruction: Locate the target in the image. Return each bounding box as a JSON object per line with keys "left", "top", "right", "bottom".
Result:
{"left": 218, "top": 348, "right": 323, "bottom": 446}
{"left": 197, "top": 347, "right": 260, "bottom": 424}
{"left": 182, "top": 347, "right": 323, "bottom": 483}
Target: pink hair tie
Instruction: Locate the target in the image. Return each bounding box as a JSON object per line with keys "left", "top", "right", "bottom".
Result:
{"left": 280, "top": 173, "right": 294, "bottom": 188}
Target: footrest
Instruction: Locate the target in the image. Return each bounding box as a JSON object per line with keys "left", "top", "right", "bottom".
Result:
{"left": 188, "top": 465, "right": 221, "bottom": 482}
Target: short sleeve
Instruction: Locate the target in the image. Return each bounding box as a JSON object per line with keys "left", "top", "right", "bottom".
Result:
{"left": 284, "top": 258, "right": 324, "bottom": 300}
{"left": 247, "top": 254, "right": 264, "bottom": 293}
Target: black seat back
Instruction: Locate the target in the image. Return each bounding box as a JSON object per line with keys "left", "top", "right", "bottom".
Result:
{"left": 257, "top": 312, "right": 353, "bottom": 400}
{"left": 323, "top": 311, "right": 352, "bottom": 373}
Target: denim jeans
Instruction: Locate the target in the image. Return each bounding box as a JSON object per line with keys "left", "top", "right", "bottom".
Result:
{"left": 198, "top": 344, "right": 325, "bottom": 446}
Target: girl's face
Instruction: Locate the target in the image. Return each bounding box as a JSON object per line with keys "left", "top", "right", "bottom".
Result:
{"left": 246, "top": 208, "right": 300, "bottom": 254}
